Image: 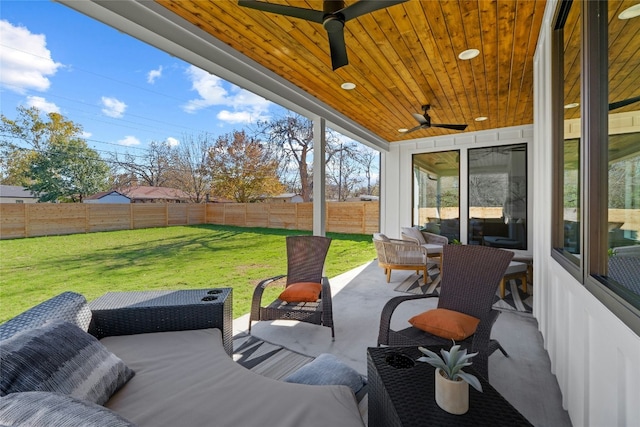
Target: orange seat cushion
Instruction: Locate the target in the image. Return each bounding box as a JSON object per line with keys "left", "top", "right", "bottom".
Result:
{"left": 278, "top": 282, "right": 322, "bottom": 303}
{"left": 408, "top": 308, "right": 480, "bottom": 340}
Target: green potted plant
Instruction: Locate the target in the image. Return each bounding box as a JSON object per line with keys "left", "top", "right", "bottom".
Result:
{"left": 417, "top": 344, "right": 482, "bottom": 414}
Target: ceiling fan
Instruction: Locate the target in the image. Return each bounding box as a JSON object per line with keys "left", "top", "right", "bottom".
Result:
{"left": 609, "top": 95, "right": 640, "bottom": 111}
{"left": 401, "top": 105, "right": 468, "bottom": 134}
{"left": 237, "top": 0, "right": 408, "bottom": 70}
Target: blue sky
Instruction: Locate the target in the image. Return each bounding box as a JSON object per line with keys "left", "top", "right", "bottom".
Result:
{"left": 0, "top": 1, "right": 285, "bottom": 158}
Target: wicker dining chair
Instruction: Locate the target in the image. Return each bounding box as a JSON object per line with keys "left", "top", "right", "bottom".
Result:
{"left": 377, "top": 244, "right": 514, "bottom": 379}
{"left": 248, "top": 235, "right": 335, "bottom": 338}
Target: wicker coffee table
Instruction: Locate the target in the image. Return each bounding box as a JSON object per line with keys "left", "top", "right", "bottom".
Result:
{"left": 90, "top": 288, "right": 233, "bottom": 355}
{"left": 367, "top": 346, "right": 532, "bottom": 427}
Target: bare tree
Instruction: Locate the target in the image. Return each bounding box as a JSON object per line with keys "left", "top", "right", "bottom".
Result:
{"left": 112, "top": 141, "right": 174, "bottom": 189}
{"left": 326, "top": 140, "right": 361, "bottom": 201}
{"left": 257, "top": 114, "right": 314, "bottom": 201}
{"left": 355, "top": 147, "right": 379, "bottom": 195}
{"left": 172, "top": 133, "right": 213, "bottom": 202}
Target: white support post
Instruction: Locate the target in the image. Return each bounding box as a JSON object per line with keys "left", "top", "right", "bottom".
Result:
{"left": 313, "top": 117, "right": 326, "bottom": 236}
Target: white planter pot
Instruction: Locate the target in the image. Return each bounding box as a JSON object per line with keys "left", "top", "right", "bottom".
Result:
{"left": 435, "top": 368, "right": 469, "bottom": 415}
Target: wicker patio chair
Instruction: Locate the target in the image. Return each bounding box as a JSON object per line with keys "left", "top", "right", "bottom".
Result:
{"left": 401, "top": 226, "right": 449, "bottom": 263}
{"left": 248, "top": 235, "right": 335, "bottom": 338}
{"left": 373, "top": 233, "right": 432, "bottom": 284}
{"left": 377, "top": 244, "right": 514, "bottom": 379}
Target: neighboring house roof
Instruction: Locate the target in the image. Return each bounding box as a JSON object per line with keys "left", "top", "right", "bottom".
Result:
{"left": 85, "top": 190, "right": 130, "bottom": 200}
{"left": 271, "top": 193, "right": 300, "bottom": 199}
{"left": 0, "top": 185, "right": 37, "bottom": 199}
{"left": 121, "top": 186, "right": 191, "bottom": 201}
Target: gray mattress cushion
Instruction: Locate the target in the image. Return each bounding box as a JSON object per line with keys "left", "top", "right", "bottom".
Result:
{"left": 101, "top": 329, "right": 364, "bottom": 427}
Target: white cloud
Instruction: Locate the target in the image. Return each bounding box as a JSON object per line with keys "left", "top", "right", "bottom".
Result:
{"left": 217, "top": 110, "right": 254, "bottom": 124}
{"left": 0, "top": 20, "right": 62, "bottom": 94}
{"left": 118, "top": 136, "right": 140, "bottom": 146}
{"left": 147, "top": 66, "right": 162, "bottom": 84}
{"left": 166, "top": 137, "right": 179, "bottom": 147}
{"left": 101, "top": 97, "right": 127, "bottom": 118}
{"left": 182, "top": 65, "right": 271, "bottom": 124}
{"left": 25, "top": 96, "right": 59, "bottom": 114}
{"left": 81, "top": 131, "right": 92, "bottom": 139}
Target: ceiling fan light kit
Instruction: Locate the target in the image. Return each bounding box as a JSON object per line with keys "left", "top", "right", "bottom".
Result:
{"left": 238, "top": 0, "right": 408, "bottom": 70}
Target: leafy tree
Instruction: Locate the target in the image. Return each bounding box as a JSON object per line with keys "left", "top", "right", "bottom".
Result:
{"left": 0, "top": 106, "right": 109, "bottom": 202}
{"left": 30, "top": 138, "right": 109, "bottom": 202}
{"left": 208, "top": 130, "right": 284, "bottom": 203}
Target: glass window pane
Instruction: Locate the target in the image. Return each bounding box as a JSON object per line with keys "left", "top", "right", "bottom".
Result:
{"left": 468, "top": 144, "right": 527, "bottom": 250}
{"left": 605, "top": 0, "right": 640, "bottom": 306}
{"left": 412, "top": 151, "right": 460, "bottom": 242}
{"left": 559, "top": 1, "right": 582, "bottom": 261}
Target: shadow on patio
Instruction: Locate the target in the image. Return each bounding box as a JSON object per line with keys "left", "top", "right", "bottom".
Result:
{"left": 233, "top": 260, "right": 572, "bottom": 427}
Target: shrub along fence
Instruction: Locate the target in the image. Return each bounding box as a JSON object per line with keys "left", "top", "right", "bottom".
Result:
{"left": 0, "top": 201, "right": 380, "bottom": 240}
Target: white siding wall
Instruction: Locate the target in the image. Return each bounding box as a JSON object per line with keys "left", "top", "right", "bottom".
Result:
{"left": 533, "top": 2, "right": 640, "bottom": 426}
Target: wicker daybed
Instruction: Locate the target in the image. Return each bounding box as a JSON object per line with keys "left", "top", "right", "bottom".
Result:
{"left": 0, "top": 291, "right": 364, "bottom": 427}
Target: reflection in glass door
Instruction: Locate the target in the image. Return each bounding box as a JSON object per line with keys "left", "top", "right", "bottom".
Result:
{"left": 412, "top": 151, "right": 460, "bottom": 242}
{"left": 468, "top": 144, "right": 527, "bottom": 250}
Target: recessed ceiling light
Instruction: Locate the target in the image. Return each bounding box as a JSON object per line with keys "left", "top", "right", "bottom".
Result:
{"left": 458, "top": 49, "right": 480, "bottom": 60}
{"left": 398, "top": 128, "right": 408, "bottom": 133}
{"left": 564, "top": 102, "right": 579, "bottom": 109}
{"left": 341, "top": 82, "right": 356, "bottom": 90}
{"left": 619, "top": 4, "right": 640, "bottom": 19}
{"left": 474, "top": 116, "right": 488, "bottom": 122}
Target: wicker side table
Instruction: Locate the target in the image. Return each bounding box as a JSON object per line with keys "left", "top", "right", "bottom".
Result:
{"left": 89, "top": 288, "right": 233, "bottom": 355}
{"left": 367, "top": 346, "right": 532, "bottom": 427}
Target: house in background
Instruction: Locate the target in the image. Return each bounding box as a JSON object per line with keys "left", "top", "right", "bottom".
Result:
{"left": 121, "top": 186, "right": 190, "bottom": 203}
{"left": 84, "top": 190, "right": 131, "bottom": 204}
{"left": 0, "top": 185, "right": 38, "bottom": 204}
{"left": 260, "top": 193, "right": 303, "bottom": 203}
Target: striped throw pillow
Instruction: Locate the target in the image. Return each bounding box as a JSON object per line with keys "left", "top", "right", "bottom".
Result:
{"left": 0, "top": 321, "right": 134, "bottom": 405}
{"left": 0, "top": 391, "right": 136, "bottom": 426}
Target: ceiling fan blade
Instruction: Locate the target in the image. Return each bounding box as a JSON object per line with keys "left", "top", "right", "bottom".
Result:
{"left": 327, "top": 26, "right": 348, "bottom": 70}
{"left": 432, "top": 123, "right": 468, "bottom": 131}
{"left": 341, "top": 0, "right": 408, "bottom": 22}
{"left": 411, "top": 113, "right": 428, "bottom": 125}
{"left": 609, "top": 95, "right": 640, "bottom": 111}
{"left": 401, "top": 124, "right": 427, "bottom": 134}
{"left": 238, "top": 0, "right": 324, "bottom": 23}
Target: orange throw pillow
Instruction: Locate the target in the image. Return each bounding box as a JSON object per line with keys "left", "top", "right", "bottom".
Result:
{"left": 278, "top": 282, "right": 322, "bottom": 303}
{"left": 408, "top": 308, "right": 480, "bottom": 340}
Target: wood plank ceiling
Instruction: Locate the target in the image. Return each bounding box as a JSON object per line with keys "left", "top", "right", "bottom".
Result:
{"left": 156, "top": 0, "right": 547, "bottom": 143}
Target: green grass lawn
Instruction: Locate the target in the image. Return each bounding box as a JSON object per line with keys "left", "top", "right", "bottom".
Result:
{"left": 0, "top": 224, "right": 377, "bottom": 324}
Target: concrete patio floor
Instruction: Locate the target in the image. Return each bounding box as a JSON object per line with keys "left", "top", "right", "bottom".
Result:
{"left": 233, "top": 260, "right": 573, "bottom": 427}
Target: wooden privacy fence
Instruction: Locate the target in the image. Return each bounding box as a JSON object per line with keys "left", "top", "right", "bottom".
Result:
{"left": 0, "top": 202, "right": 380, "bottom": 239}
